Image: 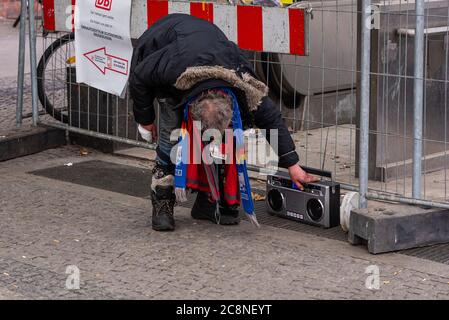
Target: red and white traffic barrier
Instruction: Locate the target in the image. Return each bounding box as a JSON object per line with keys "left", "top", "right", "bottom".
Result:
{"left": 42, "top": 0, "right": 308, "bottom": 55}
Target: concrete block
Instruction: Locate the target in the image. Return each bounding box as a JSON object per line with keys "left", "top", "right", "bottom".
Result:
{"left": 0, "top": 125, "right": 66, "bottom": 162}
{"left": 348, "top": 202, "right": 449, "bottom": 254}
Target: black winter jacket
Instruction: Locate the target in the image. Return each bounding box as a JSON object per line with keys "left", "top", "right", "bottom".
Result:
{"left": 129, "top": 14, "right": 299, "bottom": 168}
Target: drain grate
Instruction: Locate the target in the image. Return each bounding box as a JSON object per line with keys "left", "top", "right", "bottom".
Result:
{"left": 401, "top": 244, "right": 449, "bottom": 264}
{"left": 31, "top": 160, "right": 449, "bottom": 264}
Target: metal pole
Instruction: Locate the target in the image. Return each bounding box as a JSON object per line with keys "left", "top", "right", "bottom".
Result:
{"left": 245, "top": 163, "right": 449, "bottom": 210}
{"left": 27, "top": 0, "right": 39, "bottom": 126}
{"left": 340, "top": 182, "right": 449, "bottom": 210}
{"left": 43, "top": 119, "right": 449, "bottom": 211}
{"left": 16, "top": 0, "right": 27, "bottom": 127}
{"left": 413, "top": 0, "right": 425, "bottom": 199}
{"left": 46, "top": 121, "right": 158, "bottom": 150}
{"left": 359, "top": 0, "right": 371, "bottom": 208}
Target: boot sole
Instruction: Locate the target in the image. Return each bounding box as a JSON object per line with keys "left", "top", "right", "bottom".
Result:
{"left": 152, "top": 224, "right": 175, "bottom": 231}
{"left": 218, "top": 216, "right": 241, "bottom": 225}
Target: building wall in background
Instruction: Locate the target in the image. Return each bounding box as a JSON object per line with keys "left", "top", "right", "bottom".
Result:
{"left": 0, "top": 0, "right": 21, "bottom": 19}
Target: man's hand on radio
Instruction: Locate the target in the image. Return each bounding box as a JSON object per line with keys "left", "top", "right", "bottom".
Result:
{"left": 288, "top": 164, "right": 319, "bottom": 190}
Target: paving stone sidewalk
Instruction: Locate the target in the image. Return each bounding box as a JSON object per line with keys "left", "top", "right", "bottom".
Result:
{"left": 1, "top": 18, "right": 448, "bottom": 300}
{"left": 0, "top": 146, "right": 448, "bottom": 300}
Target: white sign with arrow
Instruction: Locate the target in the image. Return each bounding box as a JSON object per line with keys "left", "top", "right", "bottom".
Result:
{"left": 74, "top": 0, "right": 133, "bottom": 97}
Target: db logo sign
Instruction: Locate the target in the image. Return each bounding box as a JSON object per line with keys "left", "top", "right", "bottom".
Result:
{"left": 95, "top": 0, "right": 112, "bottom": 11}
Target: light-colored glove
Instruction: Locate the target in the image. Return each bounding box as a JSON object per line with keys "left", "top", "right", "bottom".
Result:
{"left": 138, "top": 124, "right": 153, "bottom": 143}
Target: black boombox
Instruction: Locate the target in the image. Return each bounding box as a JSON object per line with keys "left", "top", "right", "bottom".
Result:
{"left": 266, "top": 168, "right": 340, "bottom": 228}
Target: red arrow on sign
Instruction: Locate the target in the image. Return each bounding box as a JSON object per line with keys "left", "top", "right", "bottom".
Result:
{"left": 83, "top": 47, "right": 129, "bottom": 76}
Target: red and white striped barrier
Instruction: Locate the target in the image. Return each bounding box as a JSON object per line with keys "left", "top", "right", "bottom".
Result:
{"left": 42, "top": 0, "right": 308, "bottom": 55}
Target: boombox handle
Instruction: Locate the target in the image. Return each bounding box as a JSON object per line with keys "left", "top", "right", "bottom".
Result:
{"left": 249, "top": 165, "right": 333, "bottom": 180}
{"left": 301, "top": 166, "right": 333, "bottom": 180}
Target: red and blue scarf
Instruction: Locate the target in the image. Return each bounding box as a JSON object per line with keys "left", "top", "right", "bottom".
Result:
{"left": 174, "top": 88, "right": 259, "bottom": 227}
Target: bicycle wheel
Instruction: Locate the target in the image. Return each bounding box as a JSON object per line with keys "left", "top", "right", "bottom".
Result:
{"left": 37, "top": 32, "right": 75, "bottom": 123}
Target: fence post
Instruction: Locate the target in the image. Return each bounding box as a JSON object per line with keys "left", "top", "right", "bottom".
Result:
{"left": 27, "top": 0, "right": 39, "bottom": 126}
{"left": 16, "top": 0, "right": 28, "bottom": 127}
{"left": 413, "top": 0, "right": 425, "bottom": 199}
{"left": 359, "top": 0, "right": 372, "bottom": 209}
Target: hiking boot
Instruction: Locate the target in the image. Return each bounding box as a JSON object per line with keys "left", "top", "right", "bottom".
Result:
{"left": 219, "top": 203, "right": 241, "bottom": 225}
{"left": 151, "top": 164, "right": 175, "bottom": 231}
{"left": 191, "top": 191, "right": 240, "bottom": 225}
{"left": 151, "top": 185, "right": 176, "bottom": 231}
{"left": 191, "top": 191, "right": 217, "bottom": 223}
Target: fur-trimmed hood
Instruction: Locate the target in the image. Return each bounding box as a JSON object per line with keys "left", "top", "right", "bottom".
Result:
{"left": 130, "top": 14, "right": 299, "bottom": 169}
{"left": 174, "top": 66, "right": 269, "bottom": 112}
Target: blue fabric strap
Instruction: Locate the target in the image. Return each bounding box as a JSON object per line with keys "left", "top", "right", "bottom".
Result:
{"left": 174, "top": 101, "right": 190, "bottom": 191}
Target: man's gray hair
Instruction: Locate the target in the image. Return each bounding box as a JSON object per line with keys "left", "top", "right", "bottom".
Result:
{"left": 190, "top": 90, "right": 233, "bottom": 133}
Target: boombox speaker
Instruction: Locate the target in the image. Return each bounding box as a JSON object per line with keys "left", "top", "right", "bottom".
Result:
{"left": 266, "top": 167, "right": 340, "bottom": 228}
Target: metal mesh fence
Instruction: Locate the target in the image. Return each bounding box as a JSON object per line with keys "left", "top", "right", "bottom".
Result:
{"left": 20, "top": 0, "right": 449, "bottom": 208}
